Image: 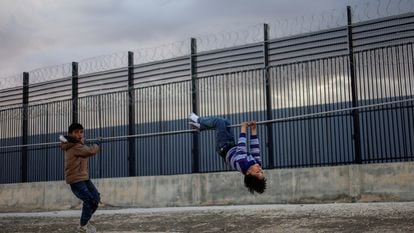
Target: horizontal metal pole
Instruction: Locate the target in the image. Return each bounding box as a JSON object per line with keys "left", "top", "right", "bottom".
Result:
{"left": 230, "top": 98, "right": 414, "bottom": 127}
{"left": 102, "top": 129, "right": 197, "bottom": 140}
{"left": 0, "top": 141, "right": 61, "bottom": 149}
{"left": 0, "top": 97, "right": 413, "bottom": 150}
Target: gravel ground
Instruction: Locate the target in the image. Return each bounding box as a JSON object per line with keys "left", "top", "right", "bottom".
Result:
{"left": 1, "top": 202, "right": 414, "bottom": 233}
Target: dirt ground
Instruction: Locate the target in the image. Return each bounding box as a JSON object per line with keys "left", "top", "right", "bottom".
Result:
{"left": 1, "top": 202, "right": 414, "bottom": 233}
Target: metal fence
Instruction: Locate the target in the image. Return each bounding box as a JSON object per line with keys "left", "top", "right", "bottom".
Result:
{"left": 0, "top": 7, "right": 414, "bottom": 184}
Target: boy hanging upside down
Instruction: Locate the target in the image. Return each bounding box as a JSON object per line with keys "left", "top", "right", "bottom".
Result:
{"left": 189, "top": 113, "right": 266, "bottom": 194}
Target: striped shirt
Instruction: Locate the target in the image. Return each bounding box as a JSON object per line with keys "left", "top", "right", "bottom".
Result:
{"left": 225, "top": 133, "right": 262, "bottom": 174}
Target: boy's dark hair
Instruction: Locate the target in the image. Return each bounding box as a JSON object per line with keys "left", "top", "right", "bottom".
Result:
{"left": 68, "top": 123, "right": 84, "bottom": 134}
{"left": 244, "top": 175, "right": 267, "bottom": 194}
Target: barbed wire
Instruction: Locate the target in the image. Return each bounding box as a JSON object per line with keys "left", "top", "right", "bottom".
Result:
{"left": 269, "top": 0, "right": 414, "bottom": 39}
{"left": 78, "top": 52, "right": 128, "bottom": 75}
{"left": 351, "top": 0, "right": 414, "bottom": 23}
{"left": 131, "top": 39, "right": 190, "bottom": 65}
{"left": 0, "top": 73, "right": 22, "bottom": 89}
{"left": 28, "top": 63, "right": 72, "bottom": 85}
{"left": 195, "top": 24, "right": 264, "bottom": 53}
{"left": 1, "top": 43, "right": 412, "bottom": 104}
{"left": 269, "top": 9, "right": 347, "bottom": 39}
{"left": 0, "top": 0, "right": 412, "bottom": 91}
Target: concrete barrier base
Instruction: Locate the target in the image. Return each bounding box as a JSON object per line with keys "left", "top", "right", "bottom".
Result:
{"left": 1, "top": 162, "right": 414, "bottom": 212}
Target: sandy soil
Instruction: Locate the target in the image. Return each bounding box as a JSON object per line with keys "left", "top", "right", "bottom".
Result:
{"left": 1, "top": 202, "right": 414, "bottom": 233}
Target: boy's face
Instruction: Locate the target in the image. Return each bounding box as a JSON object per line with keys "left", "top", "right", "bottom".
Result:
{"left": 69, "top": 129, "right": 84, "bottom": 142}
{"left": 247, "top": 164, "right": 265, "bottom": 180}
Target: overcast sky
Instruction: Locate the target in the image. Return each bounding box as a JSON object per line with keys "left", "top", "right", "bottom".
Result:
{"left": 0, "top": 0, "right": 406, "bottom": 79}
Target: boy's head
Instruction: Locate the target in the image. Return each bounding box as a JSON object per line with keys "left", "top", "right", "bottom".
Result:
{"left": 68, "top": 123, "right": 84, "bottom": 142}
{"left": 244, "top": 164, "right": 266, "bottom": 194}
{"left": 244, "top": 174, "right": 267, "bottom": 194}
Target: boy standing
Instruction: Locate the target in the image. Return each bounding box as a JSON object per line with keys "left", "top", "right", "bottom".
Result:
{"left": 60, "top": 123, "right": 100, "bottom": 233}
{"left": 189, "top": 113, "right": 266, "bottom": 194}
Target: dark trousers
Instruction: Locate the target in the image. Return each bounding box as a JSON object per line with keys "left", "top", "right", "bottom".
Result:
{"left": 70, "top": 180, "right": 100, "bottom": 226}
{"left": 198, "top": 117, "right": 235, "bottom": 156}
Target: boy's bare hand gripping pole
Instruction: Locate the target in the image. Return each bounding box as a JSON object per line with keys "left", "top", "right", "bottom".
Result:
{"left": 240, "top": 122, "right": 249, "bottom": 134}
{"left": 249, "top": 121, "right": 257, "bottom": 135}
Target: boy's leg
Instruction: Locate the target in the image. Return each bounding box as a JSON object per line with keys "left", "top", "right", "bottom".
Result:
{"left": 70, "top": 181, "right": 99, "bottom": 226}
{"left": 84, "top": 180, "right": 100, "bottom": 215}
{"left": 198, "top": 117, "right": 235, "bottom": 152}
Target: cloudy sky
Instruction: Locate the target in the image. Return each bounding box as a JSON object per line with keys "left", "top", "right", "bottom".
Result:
{"left": 0, "top": 0, "right": 404, "bottom": 79}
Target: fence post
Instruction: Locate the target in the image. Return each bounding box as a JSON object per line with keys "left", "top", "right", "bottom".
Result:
{"left": 263, "top": 24, "right": 275, "bottom": 169}
{"left": 21, "top": 72, "right": 29, "bottom": 182}
{"left": 72, "top": 62, "right": 79, "bottom": 124}
{"left": 347, "top": 6, "right": 362, "bottom": 164}
{"left": 128, "top": 51, "right": 136, "bottom": 176}
{"left": 190, "top": 38, "right": 199, "bottom": 173}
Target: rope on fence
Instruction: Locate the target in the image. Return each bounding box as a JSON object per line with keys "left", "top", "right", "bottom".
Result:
{"left": 0, "top": 97, "right": 413, "bottom": 150}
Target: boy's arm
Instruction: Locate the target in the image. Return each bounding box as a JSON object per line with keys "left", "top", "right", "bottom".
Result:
{"left": 60, "top": 141, "right": 74, "bottom": 151}
{"left": 73, "top": 143, "right": 100, "bottom": 157}
{"left": 249, "top": 121, "right": 262, "bottom": 165}
{"left": 235, "top": 122, "right": 249, "bottom": 154}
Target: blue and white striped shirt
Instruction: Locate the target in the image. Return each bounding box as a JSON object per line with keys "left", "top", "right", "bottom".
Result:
{"left": 225, "top": 133, "right": 262, "bottom": 174}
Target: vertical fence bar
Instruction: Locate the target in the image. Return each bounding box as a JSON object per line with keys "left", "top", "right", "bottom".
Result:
{"left": 72, "top": 62, "right": 79, "bottom": 124}
{"left": 21, "top": 72, "right": 29, "bottom": 182}
{"left": 190, "top": 38, "right": 199, "bottom": 173}
{"left": 128, "top": 51, "right": 136, "bottom": 177}
{"left": 96, "top": 95, "right": 102, "bottom": 178}
{"left": 263, "top": 24, "right": 275, "bottom": 169}
{"left": 347, "top": 6, "right": 362, "bottom": 164}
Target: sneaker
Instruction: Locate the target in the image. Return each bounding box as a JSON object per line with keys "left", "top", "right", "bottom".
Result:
{"left": 189, "top": 122, "right": 201, "bottom": 129}
{"left": 77, "top": 223, "right": 96, "bottom": 233}
{"left": 86, "top": 222, "right": 96, "bottom": 233}
{"left": 189, "top": 112, "right": 199, "bottom": 123}
{"left": 77, "top": 225, "right": 88, "bottom": 233}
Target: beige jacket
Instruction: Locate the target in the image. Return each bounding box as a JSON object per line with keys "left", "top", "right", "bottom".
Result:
{"left": 61, "top": 142, "right": 100, "bottom": 184}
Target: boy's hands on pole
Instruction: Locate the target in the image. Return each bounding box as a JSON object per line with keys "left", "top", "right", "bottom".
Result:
{"left": 249, "top": 121, "right": 257, "bottom": 135}
{"left": 241, "top": 121, "right": 257, "bottom": 134}
{"left": 241, "top": 122, "right": 249, "bottom": 133}
{"left": 94, "top": 137, "right": 102, "bottom": 146}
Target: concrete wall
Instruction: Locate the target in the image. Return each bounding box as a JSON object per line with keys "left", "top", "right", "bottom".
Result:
{"left": 1, "top": 162, "right": 414, "bottom": 212}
